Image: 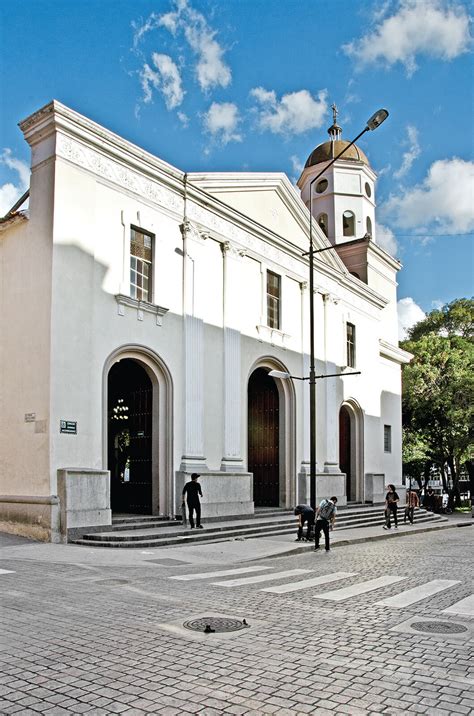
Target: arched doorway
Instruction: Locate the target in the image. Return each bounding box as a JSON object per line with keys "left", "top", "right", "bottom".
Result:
{"left": 339, "top": 401, "right": 363, "bottom": 503}
{"left": 108, "top": 359, "right": 153, "bottom": 514}
{"left": 248, "top": 367, "right": 280, "bottom": 507}
{"left": 339, "top": 405, "right": 352, "bottom": 501}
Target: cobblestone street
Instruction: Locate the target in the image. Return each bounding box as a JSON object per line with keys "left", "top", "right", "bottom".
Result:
{"left": 1, "top": 526, "right": 473, "bottom": 715}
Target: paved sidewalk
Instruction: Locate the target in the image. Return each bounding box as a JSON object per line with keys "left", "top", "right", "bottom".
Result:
{"left": 0, "top": 515, "right": 472, "bottom": 715}
{"left": 1, "top": 512, "right": 470, "bottom": 568}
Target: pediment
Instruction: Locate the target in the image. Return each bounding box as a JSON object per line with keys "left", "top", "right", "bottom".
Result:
{"left": 188, "top": 171, "right": 342, "bottom": 269}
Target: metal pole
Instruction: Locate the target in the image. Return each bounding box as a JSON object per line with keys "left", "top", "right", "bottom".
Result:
{"left": 309, "top": 207, "right": 316, "bottom": 510}
{"left": 306, "top": 125, "right": 369, "bottom": 512}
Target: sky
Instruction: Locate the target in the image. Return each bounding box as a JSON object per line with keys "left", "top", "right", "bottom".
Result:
{"left": 1, "top": 0, "right": 473, "bottom": 338}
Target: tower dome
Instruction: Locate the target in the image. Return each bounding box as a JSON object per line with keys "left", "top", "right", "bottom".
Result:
{"left": 304, "top": 105, "right": 370, "bottom": 168}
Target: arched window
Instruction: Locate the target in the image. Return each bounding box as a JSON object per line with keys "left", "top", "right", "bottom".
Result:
{"left": 366, "top": 216, "right": 372, "bottom": 236}
{"left": 343, "top": 210, "right": 355, "bottom": 237}
{"left": 317, "top": 213, "right": 328, "bottom": 237}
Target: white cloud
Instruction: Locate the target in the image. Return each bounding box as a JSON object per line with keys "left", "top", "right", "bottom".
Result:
{"left": 397, "top": 297, "right": 426, "bottom": 340}
{"left": 139, "top": 54, "right": 184, "bottom": 109}
{"left": 394, "top": 125, "right": 420, "bottom": 178}
{"left": 343, "top": 0, "right": 471, "bottom": 76}
{"left": 250, "top": 87, "right": 328, "bottom": 136}
{"left": 203, "top": 102, "right": 241, "bottom": 145}
{"left": 383, "top": 157, "right": 474, "bottom": 234}
{"left": 132, "top": 13, "right": 161, "bottom": 47}
{"left": 375, "top": 222, "right": 399, "bottom": 256}
{"left": 290, "top": 155, "right": 304, "bottom": 175}
{"left": 0, "top": 149, "right": 29, "bottom": 216}
{"left": 184, "top": 18, "right": 231, "bottom": 91}
{"left": 178, "top": 111, "right": 189, "bottom": 127}
{"left": 137, "top": 0, "right": 231, "bottom": 93}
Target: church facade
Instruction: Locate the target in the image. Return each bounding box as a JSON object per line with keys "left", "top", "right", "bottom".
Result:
{"left": 0, "top": 101, "right": 411, "bottom": 541}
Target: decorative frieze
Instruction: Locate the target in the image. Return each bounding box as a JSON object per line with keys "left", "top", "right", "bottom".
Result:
{"left": 56, "top": 134, "right": 182, "bottom": 214}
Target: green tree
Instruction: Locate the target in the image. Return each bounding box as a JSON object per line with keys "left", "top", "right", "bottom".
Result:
{"left": 402, "top": 298, "right": 474, "bottom": 506}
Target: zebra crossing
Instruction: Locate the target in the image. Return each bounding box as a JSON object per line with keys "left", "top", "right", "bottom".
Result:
{"left": 167, "top": 565, "right": 473, "bottom": 615}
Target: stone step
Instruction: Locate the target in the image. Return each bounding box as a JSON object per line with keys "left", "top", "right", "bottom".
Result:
{"left": 73, "top": 510, "right": 444, "bottom": 548}
{"left": 107, "top": 504, "right": 407, "bottom": 532}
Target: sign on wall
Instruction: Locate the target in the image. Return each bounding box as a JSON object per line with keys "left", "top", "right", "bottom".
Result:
{"left": 60, "top": 420, "right": 77, "bottom": 434}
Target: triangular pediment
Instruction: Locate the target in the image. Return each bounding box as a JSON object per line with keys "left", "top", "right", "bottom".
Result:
{"left": 188, "top": 171, "right": 343, "bottom": 270}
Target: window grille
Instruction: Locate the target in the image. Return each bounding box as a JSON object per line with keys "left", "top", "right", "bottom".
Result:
{"left": 267, "top": 271, "right": 281, "bottom": 330}
{"left": 130, "top": 227, "right": 153, "bottom": 302}
{"left": 346, "top": 322, "right": 356, "bottom": 367}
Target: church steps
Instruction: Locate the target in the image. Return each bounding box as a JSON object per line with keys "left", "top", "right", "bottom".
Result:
{"left": 73, "top": 508, "right": 445, "bottom": 548}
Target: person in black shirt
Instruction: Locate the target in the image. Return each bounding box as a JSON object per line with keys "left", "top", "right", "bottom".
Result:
{"left": 182, "top": 473, "right": 203, "bottom": 529}
{"left": 383, "top": 484, "right": 399, "bottom": 529}
{"left": 294, "top": 504, "right": 315, "bottom": 541}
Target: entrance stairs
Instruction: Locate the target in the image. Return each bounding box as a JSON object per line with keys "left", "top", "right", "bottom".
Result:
{"left": 72, "top": 504, "right": 447, "bottom": 549}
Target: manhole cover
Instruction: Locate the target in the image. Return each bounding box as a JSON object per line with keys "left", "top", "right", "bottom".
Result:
{"left": 411, "top": 621, "right": 468, "bottom": 634}
{"left": 183, "top": 617, "right": 249, "bottom": 633}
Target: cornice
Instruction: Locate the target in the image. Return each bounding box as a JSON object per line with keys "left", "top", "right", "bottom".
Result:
{"left": 19, "top": 100, "right": 184, "bottom": 197}
{"left": 379, "top": 339, "right": 413, "bottom": 364}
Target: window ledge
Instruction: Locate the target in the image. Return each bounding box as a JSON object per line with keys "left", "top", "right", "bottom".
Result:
{"left": 115, "top": 294, "right": 169, "bottom": 326}
{"left": 256, "top": 324, "right": 290, "bottom": 347}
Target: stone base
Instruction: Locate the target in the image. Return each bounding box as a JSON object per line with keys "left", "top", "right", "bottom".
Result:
{"left": 176, "top": 471, "right": 254, "bottom": 518}
{"left": 0, "top": 495, "right": 61, "bottom": 542}
{"left": 297, "top": 471, "right": 347, "bottom": 507}
{"left": 57, "top": 468, "right": 111, "bottom": 542}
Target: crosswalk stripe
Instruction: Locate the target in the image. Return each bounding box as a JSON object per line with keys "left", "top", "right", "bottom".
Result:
{"left": 314, "top": 575, "right": 405, "bottom": 601}
{"left": 169, "top": 566, "right": 271, "bottom": 581}
{"left": 0, "top": 569, "right": 15, "bottom": 575}
{"left": 376, "top": 579, "right": 461, "bottom": 608}
{"left": 442, "top": 594, "right": 474, "bottom": 617}
{"left": 261, "top": 571, "right": 357, "bottom": 594}
{"left": 212, "top": 568, "right": 311, "bottom": 587}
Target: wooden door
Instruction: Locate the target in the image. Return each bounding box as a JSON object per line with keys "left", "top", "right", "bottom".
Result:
{"left": 108, "top": 359, "right": 153, "bottom": 514}
{"left": 248, "top": 368, "right": 280, "bottom": 506}
{"left": 339, "top": 406, "right": 352, "bottom": 501}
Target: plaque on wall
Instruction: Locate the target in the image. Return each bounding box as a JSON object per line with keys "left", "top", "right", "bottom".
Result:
{"left": 60, "top": 420, "right": 77, "bottom": 434}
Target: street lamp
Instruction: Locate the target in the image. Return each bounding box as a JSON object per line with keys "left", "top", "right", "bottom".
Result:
{"left": 304, "top": 108, "right": 389, "bottom": 509}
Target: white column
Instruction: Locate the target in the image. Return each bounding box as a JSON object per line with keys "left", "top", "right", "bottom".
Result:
{"left": 180, "top": 220, "right": 207, "bottom": 471}
{"left": 221, "top": 242, "right": 245, "bottom": 471}
{"left": 323, "top": 295, "right": 341, "bottom": 473}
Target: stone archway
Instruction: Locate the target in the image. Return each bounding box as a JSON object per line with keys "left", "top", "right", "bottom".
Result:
{"left": 339, "top": 400, "right": 364, "bottom": 503}
{"left": 247, "top": 358, "right": 296, "bottom": 508}
{"left": 103, "top": 345, "right": 173, "bottom": 517}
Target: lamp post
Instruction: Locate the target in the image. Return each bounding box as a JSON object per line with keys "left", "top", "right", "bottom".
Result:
{"left": 304, "top": 108, "right": 389, "bottom": 510}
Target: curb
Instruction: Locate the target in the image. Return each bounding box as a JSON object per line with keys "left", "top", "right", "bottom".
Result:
{"left": 247, "top": 520, "right": 472, "bottom": 562}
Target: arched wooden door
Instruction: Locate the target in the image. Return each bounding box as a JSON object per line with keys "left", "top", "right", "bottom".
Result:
{"left": 339, "top": 405, "right": 352, "bottom": 501}
{"left": 248, "top": 368, "right": 280, "bottom": 507}
{"left": 108, "top": 359, "right": 153, "bottom": 514}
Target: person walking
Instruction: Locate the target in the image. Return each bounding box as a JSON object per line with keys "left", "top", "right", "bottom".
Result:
{"left": 294, "top": 504, "right": 315, "bottom": 541}
{"left": 424, "top": 486, "right": 435, "bottom": 512}
{"left": 182, "top": 473, "right": 203, "bottom": 529}
{"left": 383, "top": 484, "right": 399, "bottom": 529}
{"left": 404, "top": 489, "right": 419, "bottom": 524}
{"left": 314, "top": 496, "right": 338, "bottom": 552}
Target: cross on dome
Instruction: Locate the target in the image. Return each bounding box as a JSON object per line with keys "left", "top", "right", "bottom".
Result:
{"left": 328, "top": 103, "right": 342, "bottom": 141}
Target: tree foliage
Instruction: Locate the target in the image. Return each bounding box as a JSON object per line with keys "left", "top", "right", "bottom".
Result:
{"left": 401, "top": 298, "right": 474, "bottom": 504}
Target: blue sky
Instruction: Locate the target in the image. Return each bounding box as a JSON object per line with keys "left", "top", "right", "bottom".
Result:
{"left": 1, "top": 0, "right": 473, "bottom": 336}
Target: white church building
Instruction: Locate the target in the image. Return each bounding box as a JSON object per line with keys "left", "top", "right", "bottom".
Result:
{"left": 0, "top": 101, "right": 411, "bottom": 542}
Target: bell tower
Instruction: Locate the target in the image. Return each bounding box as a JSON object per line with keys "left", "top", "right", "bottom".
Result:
{"left": 297, "top": 104, "right": 377, "bottom": 251}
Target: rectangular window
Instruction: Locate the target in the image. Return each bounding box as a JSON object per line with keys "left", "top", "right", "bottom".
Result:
{"left": 130, "top": 227, "right": 153, "bottom": 302}
{"left": 384, "top": 425, "right": 392, "bottom": 453}
{"left": 266, "top": 270, "right": 281, "bottom": 329}
{"left": 346, "top": 322, "right": 356, "bottom": 367}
